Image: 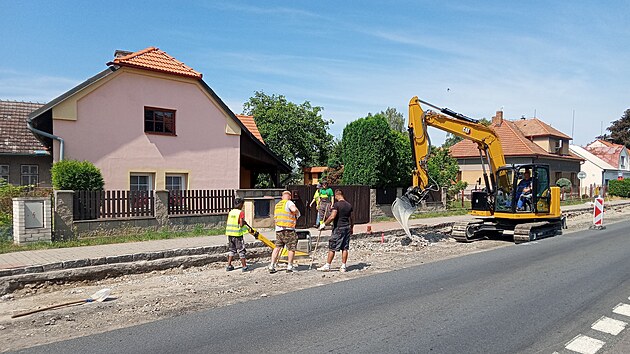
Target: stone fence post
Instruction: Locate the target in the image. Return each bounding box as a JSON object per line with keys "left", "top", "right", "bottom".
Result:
{"left": 54, "top": 190, "right": 74, "bottom": 240}
{"left": 154, "top": 190, "right": 170, "bottom": 228}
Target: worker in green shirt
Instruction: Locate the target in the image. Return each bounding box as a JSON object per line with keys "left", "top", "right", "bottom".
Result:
{"left": 316, "top": 181, "right": 334, "bottom": 228}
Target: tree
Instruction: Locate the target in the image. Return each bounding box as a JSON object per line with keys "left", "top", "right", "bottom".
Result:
{"left": 607, "top": 109, "right": 630, "bottom": 148}
{"left": 243, "top": 91, "right": 334, "bottom": 184}
{"left": 322, "top": 138, "right": 344, "bottom": 184}
{"left": 426, "top": 146, "right": 467, "bottom": 199}
{"left": 380, "top": 107, "right": 406, "bottom": 133}
{"left": 342, "top": 114, "right": 407, "bottom": 187}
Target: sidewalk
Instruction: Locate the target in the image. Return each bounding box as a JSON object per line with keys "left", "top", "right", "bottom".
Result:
{"left": 0, "top": 200, "right": 624, "bottom": 278}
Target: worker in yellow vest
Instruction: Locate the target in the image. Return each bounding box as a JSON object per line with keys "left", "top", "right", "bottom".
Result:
{"left": 225, "top": 197, "right": 249, "bottom": 272}
{"left": 269, "top": 190, "right": 301, "bottom": 273}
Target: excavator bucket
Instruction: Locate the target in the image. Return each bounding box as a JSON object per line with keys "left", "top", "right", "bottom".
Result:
{"left": 392, "top": 196, "right": 415, "bottom": 237}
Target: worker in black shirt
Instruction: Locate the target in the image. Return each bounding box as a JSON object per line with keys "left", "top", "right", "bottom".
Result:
{"left": 318, "top": 189, "right": 353, "bottom": 272}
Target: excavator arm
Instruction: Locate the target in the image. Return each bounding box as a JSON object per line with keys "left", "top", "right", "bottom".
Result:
{"left": 393, "top": 96, "right": 506, "bottom": 235}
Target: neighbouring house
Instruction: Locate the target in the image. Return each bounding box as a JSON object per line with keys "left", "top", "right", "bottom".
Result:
{"left": 303, "top": 166, "right": 328, "bottom": 185}
{"left": 450, "top": 111, "right": 583, "bottom": 192}
{"left": 27, "top": 47, "right": 290, "bottom": 191}
{"left": 0, "top": 100, "right": 52, "bottom": 187}
{"left": 570, "top": 139, "right": 630, "bottom": 194}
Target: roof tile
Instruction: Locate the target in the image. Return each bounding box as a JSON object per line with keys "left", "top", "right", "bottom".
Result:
{"left": 586, "top": 140, "right": 625, "bottom": 167}
{"left": 450, "top": 118, "right": 581, "bottom": 161}
{"left": 512, "top": 118, "right": 571, "bottom": 139}
{"left": 108, "top": 47, "right": 202, "bottom": 79}
{"left": 235, "top": 115, "right": 265, "bottom": 144}
{"left": 0, "top": 100, "right": 46, "bottom": 154}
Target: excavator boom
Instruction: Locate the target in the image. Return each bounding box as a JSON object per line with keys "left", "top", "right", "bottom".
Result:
{"left": 393, "top": 97, "right": 505, "bottom": 235}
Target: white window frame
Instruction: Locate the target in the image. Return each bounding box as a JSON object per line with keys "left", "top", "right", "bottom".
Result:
{"left": 21, "top": 164, "right": 38, "bottom": 186}
{"left": 130, "top": 173, "right": 154, "bottom": 191}
{"left": 0, "top": 165, "right": 8, "bottom": 183}
{"left": 165, "top": 174, "right": 186, "bottom": 191}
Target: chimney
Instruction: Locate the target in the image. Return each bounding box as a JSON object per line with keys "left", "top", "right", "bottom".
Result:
{"left": 492, "top": 111, "right": 503, "bottom": 126}
{"left": 114, "top": 50, "right": 133, "bottom": 58}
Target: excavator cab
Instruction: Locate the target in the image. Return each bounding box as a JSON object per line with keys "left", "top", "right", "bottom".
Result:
{"left": 494, "top": 164, "right": 551, "bottom": 214}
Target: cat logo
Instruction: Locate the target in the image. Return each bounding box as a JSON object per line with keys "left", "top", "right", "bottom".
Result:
{"left": 462, "top": 127, "right": 471, "bottom": 134}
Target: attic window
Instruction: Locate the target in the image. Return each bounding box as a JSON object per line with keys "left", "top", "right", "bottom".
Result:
{"left": 144, "top": 107, "right": 176, "bottom": 136}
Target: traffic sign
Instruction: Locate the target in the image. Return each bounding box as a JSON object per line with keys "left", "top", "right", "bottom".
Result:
{"left": 590, "top": 197, "right": 605, "bottom": 230}
{"left": 577, "top": 171, "right": 587, "bottom": 180}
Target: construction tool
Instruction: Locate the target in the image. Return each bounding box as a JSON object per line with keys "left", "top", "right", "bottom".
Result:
{"left": 11, "top": 288, "right": 111, "bottom": 318}
{"left": 309, "top": 204, "right": 330, "bottom": 270}
{"left": 242, "top": 220, "right": 309, "bottom": 262}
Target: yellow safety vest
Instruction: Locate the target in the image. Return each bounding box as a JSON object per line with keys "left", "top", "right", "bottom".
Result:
{"left": 274, "top": 200, "right": 297, "bottom": 229}
{"left": 225, "top": 209, "right": 247, "bottom": 237}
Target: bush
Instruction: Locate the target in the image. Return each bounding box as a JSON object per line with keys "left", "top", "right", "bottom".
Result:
{"left": 51, "top": 160, "right": 104, "bottom": 191}
{"left": 608, "top": 179, "right": 630, "bottom": 197}
{"left": 556, "top": 178, "right": 572, "bottom": 192}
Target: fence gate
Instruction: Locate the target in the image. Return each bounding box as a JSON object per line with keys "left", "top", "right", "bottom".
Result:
{"left": 287, "top": 185, "right": 371, "bottom": 228}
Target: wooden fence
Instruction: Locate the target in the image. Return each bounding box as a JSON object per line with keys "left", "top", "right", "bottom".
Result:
{"left": 168, "top": 189, "right": 234, "bottom": 215}
{"left": 73, "top": 189, "right": 235, "bottom": 221}
{"left": 287, "top": 185, "right": 371, "bottom": 228}
{"left": 73, "top": 190, "right": 155, "bottom": 221}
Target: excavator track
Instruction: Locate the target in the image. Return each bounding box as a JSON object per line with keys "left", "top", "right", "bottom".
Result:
{"left": 452, "top": 221, "right": 485, "bottom": 242}
{"left": 513, "top": 220, "right": 563, "bottom": 244}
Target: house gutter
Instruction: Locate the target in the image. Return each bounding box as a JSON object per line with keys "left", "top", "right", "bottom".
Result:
{"left": 26, "top": 120, "right": 64, "bottom": 161}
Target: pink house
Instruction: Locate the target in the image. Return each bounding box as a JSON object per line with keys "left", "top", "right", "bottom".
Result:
{"left": 27, "top": 47, "right": 290, "bottom": 191}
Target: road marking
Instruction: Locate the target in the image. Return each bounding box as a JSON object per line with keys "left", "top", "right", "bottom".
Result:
{"left": 612, "top": 303, "right": 630, "bottom": 317}
{"left": 591, "top": 316, "right": 627, "bottom": 335}
{"left": 565, "top": 334, "right": 605, "bottom": 354}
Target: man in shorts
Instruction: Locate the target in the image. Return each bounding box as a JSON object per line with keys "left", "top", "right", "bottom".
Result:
{"left": 269, "top": 190, "right": 301, "bottom": 273}
{"left": 318, "top": 189, "right": 353, "bottom": 272}
{"left": 225, "top": 197, "right": 248, "bottom": 272}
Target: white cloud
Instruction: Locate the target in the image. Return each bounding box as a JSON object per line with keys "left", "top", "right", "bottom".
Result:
{"left": 0, "top": 69, "right": 79, "bottom": 103}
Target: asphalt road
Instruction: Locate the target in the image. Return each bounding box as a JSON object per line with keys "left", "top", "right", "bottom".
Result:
{"left": 16, "top": 221, "right": 630, "bottom": 354}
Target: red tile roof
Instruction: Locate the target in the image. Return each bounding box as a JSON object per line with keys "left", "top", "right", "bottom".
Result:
{"left": 235, "top": 115, "right": 265, "bottom": 144}
{"left": 450, "top": 118, "right": 582, "bottom": 161}
{"left": 512, "top": 118, "right": 571, "bottom": 139}
{"left": 0, "top": 100, "right": 47, "bottom": 154}
{"left": 108, "top": 47, "right": 202, "bottom": 79}
{"left": 586, "top": 140, "right": 625, "bottom": 168}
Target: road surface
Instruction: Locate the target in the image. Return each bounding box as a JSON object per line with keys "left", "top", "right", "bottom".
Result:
{"left": 15, "top": 221, "right": 630, "bottom": 354}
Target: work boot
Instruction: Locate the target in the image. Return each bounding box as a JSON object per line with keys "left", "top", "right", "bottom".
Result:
{"left": 226, "top": 265, "right": 234, "bottom": 271}
{"left": 286, "top": 265, "right": 294, "bottom": 273}
{"left": 242, "top": 266, "right": 249, "bottom": 272}
{"left": 268, "top": 265, "right": 277, "bottom": 274}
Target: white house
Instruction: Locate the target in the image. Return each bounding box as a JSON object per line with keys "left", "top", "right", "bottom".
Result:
{"left": 570, "top": 139, "right": 630, "bottom": 196}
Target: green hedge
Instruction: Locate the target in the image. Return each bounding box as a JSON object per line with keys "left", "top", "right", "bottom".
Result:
{"left": 51, "top": 160, "right": 104, "bottom": 191}
{"left": 608, "top": 179, "right": 630, "bottom": 197}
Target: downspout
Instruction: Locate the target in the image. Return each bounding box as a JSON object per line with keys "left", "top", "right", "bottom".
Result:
{"left": 27, "top": 119, "right": 64, "bottom": 161}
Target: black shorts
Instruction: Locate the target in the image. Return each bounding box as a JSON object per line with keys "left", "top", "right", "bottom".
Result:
{"left": 328, "top": 226, "right": 351, "bottom": 251}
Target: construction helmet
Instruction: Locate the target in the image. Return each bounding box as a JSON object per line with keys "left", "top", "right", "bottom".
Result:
{"left": 234, "top": 197, "right": 244, "bottom": 207}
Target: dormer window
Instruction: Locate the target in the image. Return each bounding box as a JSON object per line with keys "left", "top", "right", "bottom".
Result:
{"left": 622, "top": 156, "right": 626, "bottom": 169}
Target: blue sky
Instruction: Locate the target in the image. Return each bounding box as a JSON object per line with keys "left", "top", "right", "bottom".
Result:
{"left": 1, "top": 1, "right": 628, "bottom": 145}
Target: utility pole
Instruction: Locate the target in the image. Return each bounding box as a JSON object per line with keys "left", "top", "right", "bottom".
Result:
{"left": 571, "top": 110, "right": 575, "bottom": 139}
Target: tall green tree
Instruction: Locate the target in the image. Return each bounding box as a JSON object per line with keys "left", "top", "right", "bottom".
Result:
{"left": 381, "top": 107, "right": 406, "bottom": 133}
{"left": 243, "top": 91, "right": 334, "bottom": 183}
{"left": 607, "top": 109, "right": 630, "bottom": 148}
{"left": 341, "top": 114, "right": 411, "bottom": 187}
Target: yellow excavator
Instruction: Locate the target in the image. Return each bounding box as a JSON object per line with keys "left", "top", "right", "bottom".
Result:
{"left": 392, "top": 97, "right": 566, "bottom": 243}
